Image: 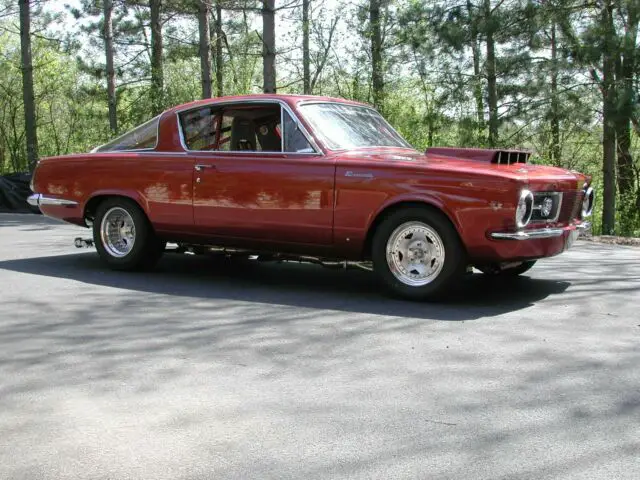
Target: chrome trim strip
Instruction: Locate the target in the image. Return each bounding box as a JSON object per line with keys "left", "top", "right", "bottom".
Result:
{"left": 576, "top": 221, "right": 591, "bottom": 230}
{"left": 491, "top": 228, "right": 565, "bottom": 240}
{"left": 174, "top": 98, "right": 323, "bottom": 155}
{"left": 27, "top": 193, "right": 39, "bottom": 206}
{"left": 28, "top": 193, "right": 78, "bottom": 207}
{"left": 491, "top": 221, "right": 591, "bottom": 241}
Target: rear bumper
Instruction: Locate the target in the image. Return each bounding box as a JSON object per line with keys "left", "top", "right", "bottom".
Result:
{"left": 27, "top": 193, "right": 79, "bottom": 207}
{"left": 490, "top": 222, "right": 591, "bottom": 240}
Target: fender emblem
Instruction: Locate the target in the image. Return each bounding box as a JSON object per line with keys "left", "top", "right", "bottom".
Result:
{"left": 345, "top": 171, "right": 374, "bottom": 179}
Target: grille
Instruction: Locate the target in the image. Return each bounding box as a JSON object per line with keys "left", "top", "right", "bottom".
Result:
{"left": 531, "top": 192, "right": 562, "bottom": 223}
{"left": 558, "top": 190, "right": 584, "bottom": 223}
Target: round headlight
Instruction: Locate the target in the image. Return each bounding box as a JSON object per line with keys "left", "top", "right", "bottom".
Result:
{"left": 582, "top": 186, "right": 594, "bottom": 218}
{"left": 540, "top": 196, "right": 554, "bottom": 218}
{"left": 516, "top": 189, "right": 534, "bottom": 228}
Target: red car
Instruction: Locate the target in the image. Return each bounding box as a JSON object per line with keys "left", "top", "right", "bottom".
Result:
{"left": 29, "top": 94, "right": 594, "bottom": 299}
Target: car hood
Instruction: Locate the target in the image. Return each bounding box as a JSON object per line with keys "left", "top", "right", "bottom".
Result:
{"left": 336, "top": 148, "right": 589, "bottom": 185}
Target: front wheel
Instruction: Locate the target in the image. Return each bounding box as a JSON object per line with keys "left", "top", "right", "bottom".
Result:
{"left": 93, "top": 197, "right": 165, "bottom": 271}
{"left": 371, "top": 207, "right": 467, "bottom": 300}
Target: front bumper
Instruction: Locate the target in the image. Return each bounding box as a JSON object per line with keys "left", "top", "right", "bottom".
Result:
{"left": 27, "top": 193, "right": 79, "bottom": 207}
{"left": 490, "top": 222, "right": 591, "bottom": 240}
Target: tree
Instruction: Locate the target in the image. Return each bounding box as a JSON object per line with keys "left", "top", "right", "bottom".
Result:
{"left": 214, "top": 0, "right": 223, "bottom": 96}
{"left": 103, "top": 0, "right": 118, "bottom": 134}
{"left": 370, "top": 0, "right": 383, "bottom": 111}
{"left": 483, "top": 0, "right": 498, "bottom": 146}
{"left": 19, "top": 0, "right": 38, "bottom": 171}
{"left": 262, "top": 0, "right": 276, "bottom": 93}
{"left": 614, "top": 0, "right": 638, "bottom": 199}
{"left": 302, "top": 0, "right": 310, "bottom": 94}
{"left": 559, "top": 0, "right": 638, "bottom": 234}
{"left": 150, "top": 0, "right": 164, "bottom": 114}
{"left": 198, "top": 0, "right": 212, "bottom": 98}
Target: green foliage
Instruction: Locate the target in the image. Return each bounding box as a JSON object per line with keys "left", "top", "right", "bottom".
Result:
{"left": 1, "top": 0, "right": 638, "bottom": 236}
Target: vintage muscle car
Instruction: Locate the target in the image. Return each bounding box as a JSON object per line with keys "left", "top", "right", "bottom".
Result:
{"left": 28, "top": 94, "right": 594, "bottom": 299}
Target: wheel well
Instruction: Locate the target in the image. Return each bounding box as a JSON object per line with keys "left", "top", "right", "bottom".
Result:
{"left": 362, "top": 201, "right": 461, "bottom": 259}
{"left": 84, "top": 195, "right": 144, "bottom": 226}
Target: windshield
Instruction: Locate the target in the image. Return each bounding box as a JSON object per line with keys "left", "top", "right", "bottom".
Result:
{"left": 298, "top": 103, "right": 413, "bottom": 150}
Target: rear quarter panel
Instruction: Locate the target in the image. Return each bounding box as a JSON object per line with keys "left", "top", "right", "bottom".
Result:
{"left": 34, "top": 152, "right": 194, "bottom": 232}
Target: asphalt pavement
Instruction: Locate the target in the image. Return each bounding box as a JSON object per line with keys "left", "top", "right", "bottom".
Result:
{"left": 1, "top": 213, "right": 639, "bottom": 480}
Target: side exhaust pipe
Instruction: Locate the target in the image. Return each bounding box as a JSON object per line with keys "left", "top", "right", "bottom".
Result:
{"left": 74, "top": 237, "right": 94, "bottom": 248}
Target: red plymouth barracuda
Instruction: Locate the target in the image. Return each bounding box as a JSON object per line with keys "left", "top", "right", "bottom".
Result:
{"left": 28, "top": 94, "right": 594, "bottom": 300}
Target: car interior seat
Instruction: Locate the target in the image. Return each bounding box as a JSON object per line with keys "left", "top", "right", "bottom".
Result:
{"left": 230, "top": 117, "right": 257, "bottom": 151}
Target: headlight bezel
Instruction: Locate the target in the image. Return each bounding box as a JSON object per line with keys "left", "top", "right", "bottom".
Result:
{"left": 516, "top": 189, "right": 534, "bottom": 229}
{"left": 582, "top": 186, "right": 595, "bottom": 218}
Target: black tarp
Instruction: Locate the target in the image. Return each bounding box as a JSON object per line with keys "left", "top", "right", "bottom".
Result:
{"left": 0, "top": 173, "right": 40, "bottom": 213}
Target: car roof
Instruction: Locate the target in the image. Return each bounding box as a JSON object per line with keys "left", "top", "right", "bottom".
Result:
{"left": 165, "top": 93, "right": 371, "bottom": 114}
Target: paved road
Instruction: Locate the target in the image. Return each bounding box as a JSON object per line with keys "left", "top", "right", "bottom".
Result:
{"left": 1, "top": 213, "right": 639, "bottom": 480}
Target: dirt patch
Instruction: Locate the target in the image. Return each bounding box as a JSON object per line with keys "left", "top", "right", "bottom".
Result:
{"left": 580, "top": 234, "right": 640, "bottom": 247}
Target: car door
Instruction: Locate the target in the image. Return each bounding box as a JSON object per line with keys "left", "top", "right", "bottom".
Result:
{"left": 181, "top": 102, "right": 335, "bottom": 245}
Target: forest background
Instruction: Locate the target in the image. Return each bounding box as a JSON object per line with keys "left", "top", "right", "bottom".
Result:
{"left": 2, "top": 0, "right": 639, "bottom": 236}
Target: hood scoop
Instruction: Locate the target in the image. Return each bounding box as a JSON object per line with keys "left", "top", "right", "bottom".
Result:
{"left": 426, "top": 147, "right": 531, "bottom": 165}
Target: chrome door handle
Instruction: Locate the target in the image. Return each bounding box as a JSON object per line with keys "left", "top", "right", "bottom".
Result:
{"left": 195, "top": 164, "right": 216, "bottom": 172}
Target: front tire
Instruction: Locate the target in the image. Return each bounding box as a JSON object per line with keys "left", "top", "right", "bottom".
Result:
{"left": 371, "top": 207, "right": 466, "bottom": 300}
{"left": 93, "top": 197, "right": 165, "bottom": 271}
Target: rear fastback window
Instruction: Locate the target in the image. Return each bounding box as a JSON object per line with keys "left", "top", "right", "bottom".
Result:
{"left": 94, "top": 115, "right": 160, "bottom": 152}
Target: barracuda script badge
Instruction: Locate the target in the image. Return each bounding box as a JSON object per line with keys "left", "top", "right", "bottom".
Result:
{"left": 345, "top": 171, "right": 374, "bottom": 179}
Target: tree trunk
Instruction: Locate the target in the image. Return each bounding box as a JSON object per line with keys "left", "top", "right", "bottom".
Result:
{"left": 550, "top": 22, "right": 561, "bottom": 166}
{"left": 150, "top": 0, "right": 164, "bottom": 115}
{"left": 302, "top": 0, "right": 311, "bottom": 94}
{"left": 467, "top": 0, "right": 484, "bottom": 141}
{"left": 370, "top": 0, "right": 383, "bottom": 111}
{"left": 262, "top": 0, "right": 276, "bottom": 93}
{"left": 19, "top": 0, "right": 38, "bottom": 172}
{"left": 198, "top": 0, "right": 212, "bottom": 99}
{"left": 484, "top": 0, "right": 498, "bottom": 147}
{"left": 215, "top": 0, "right": 223, "bottom": 97}
{"left": 103, "top": 0, "right": 118, "bottom": 135}
{"left": 601, "top": 3, "right": 617, "bottom": 235}
{"left": 615, "top": 2, "right": 637, "bottom": 197}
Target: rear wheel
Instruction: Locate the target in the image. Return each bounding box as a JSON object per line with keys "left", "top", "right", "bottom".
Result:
{"left": 93, "top": 197, "right": 165, "bottom": 271}
{"left": 371, "top": 207, "right": 466, "bottom": 300}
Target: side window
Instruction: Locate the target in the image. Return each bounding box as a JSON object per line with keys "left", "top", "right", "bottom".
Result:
{"left": 283, "top": 110, "right": 314, "bottom": 153}
{"left": 180, "top": 107, "right": 218, "bottom": 151}
{"left": 220, "top": 104, "right": 282, "bottom": 152}
{"left": 178, "top": 103, "right": 314, "bottom": 153}
{"left": 95, "top": 115, "right": 159, "bottom": 152}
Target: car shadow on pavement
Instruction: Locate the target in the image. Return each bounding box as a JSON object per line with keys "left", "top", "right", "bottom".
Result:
{"left": 0, "top": 251, "right": 570, "bottom": 321}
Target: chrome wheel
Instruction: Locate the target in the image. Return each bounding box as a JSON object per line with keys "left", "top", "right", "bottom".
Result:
{"left": 385, "top": 221, "right": 445, "bottom": 287}
{"left": 100, "top": 207, "right": 136, "bottom": 258}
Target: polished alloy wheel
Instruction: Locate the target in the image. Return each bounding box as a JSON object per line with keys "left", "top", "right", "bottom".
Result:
{"left": 100, "top": 207, "right": 136, "bottom": 258}
{"left": 385, "top": 221, "right": 445, "bottom": 286}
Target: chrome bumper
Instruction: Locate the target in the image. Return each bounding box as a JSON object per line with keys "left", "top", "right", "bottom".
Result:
{"left": 27, "top": 193, "right": 78, "bottom": 207}
{"left": 491, "top": 222, "right": 591, "bottom": 241}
